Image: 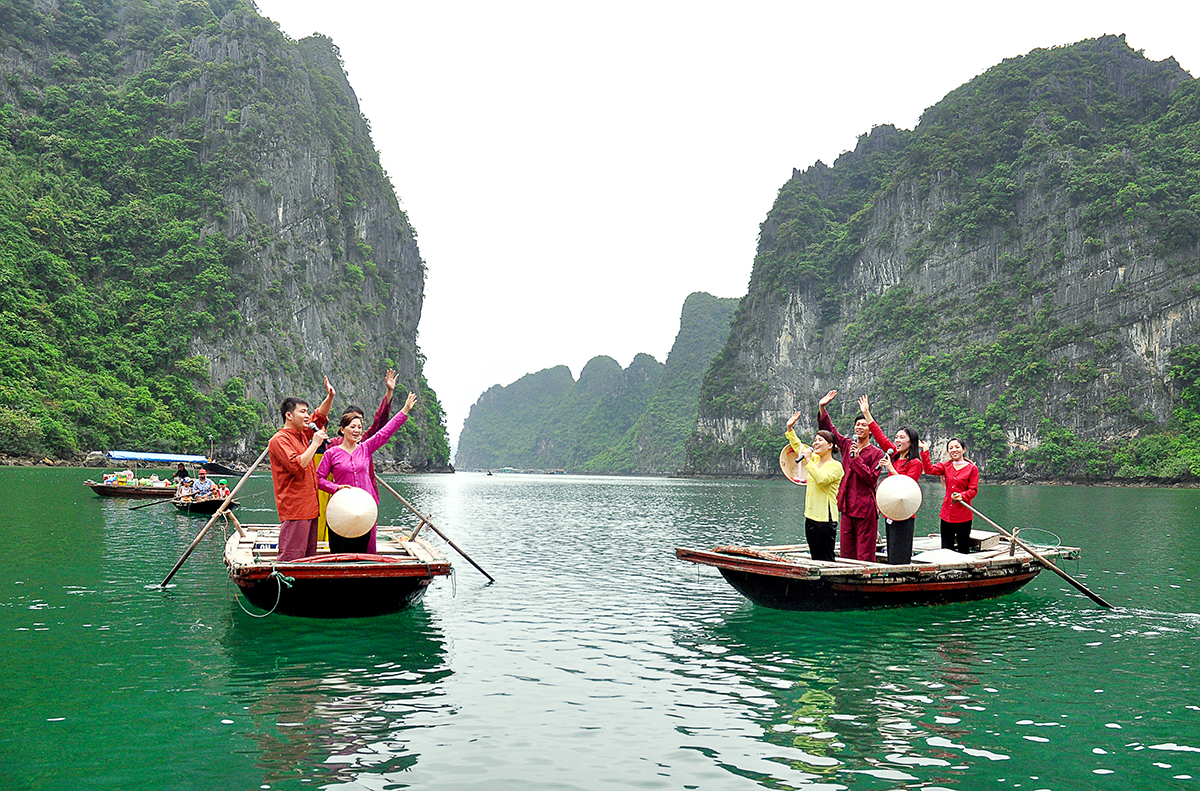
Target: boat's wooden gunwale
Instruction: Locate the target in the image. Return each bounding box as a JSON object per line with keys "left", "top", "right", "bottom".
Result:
{"left": 225, "top": 528, "right": 451, "bottom": 581}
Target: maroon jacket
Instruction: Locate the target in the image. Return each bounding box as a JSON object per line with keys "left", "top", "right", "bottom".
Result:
{"left": 327, "top": 394, "right": 392, "bottom": 491}
{"left": 819, "top": 409, "right": 884, "bottom": 518}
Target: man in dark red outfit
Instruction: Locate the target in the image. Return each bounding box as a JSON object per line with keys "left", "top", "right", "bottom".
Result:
{"left": 817, "top": 389, "right": 884, "bottom": 561}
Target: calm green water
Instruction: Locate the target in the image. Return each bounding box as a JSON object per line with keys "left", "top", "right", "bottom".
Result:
{"left": 1, "top": 468, "right": 1198, "bottom": 790}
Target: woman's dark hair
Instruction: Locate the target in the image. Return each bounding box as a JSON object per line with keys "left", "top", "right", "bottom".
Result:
{"left": 896, "top": 426, "right": 919, "bottom": 460}
{"left": 815, "top": 429, "right": 838, "bottom": 456}
{"left": 339, "top": 411, "right": 366, "bottom": 430}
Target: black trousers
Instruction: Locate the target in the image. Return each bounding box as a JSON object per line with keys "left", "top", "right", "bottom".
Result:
{"left": 886, "top": 517, "right": 915, "bottom": 564}
{"left": 805, "top": 517, "right": 837, "bottom": 561}
{"left": 941, "top": 518, "right": 973, "bottom": 554}
{"left": 329, "top": 529, "right": 369, "bottom": 554}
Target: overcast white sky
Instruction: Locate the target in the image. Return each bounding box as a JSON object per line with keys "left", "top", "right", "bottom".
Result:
{"left": 252, "top": 0, "right": 1200, "bottom": 455}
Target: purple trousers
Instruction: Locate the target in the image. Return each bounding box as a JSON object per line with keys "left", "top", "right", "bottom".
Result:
{"left": 840, "top": 513, "right": 879, "bottom": 561}
{"left": 277, "top": 518, "right": 318, "bottom": 561}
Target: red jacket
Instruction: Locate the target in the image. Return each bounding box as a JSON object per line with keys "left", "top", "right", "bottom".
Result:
{"left": 268, "top": 411, "right": 329, "bottom": 520}
{"left": 868, "top": 421, "right": 923, "bottom": 482}
{"left": 921, "top": 450, "right": 979, "bottom": 522}
{"left": 819, "top": 410, "right": 883, "bottom": 518}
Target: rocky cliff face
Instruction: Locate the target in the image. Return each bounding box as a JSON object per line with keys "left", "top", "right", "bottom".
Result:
{"left": 0, "top": 0, "right": 446, "bottom": 467}
{"left": 693, "top": 36, "right": 1200, "bottom": 477}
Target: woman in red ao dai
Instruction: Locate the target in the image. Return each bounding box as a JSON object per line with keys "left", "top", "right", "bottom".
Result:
{"left": 858, "top": 395, "right": 922, "bottom": 564}
{"left": 919, "top": 437, "right": 979, "bottom": 554}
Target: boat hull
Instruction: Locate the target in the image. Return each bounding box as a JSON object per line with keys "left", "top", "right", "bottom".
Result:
{"left": 232, "top": 566, "right": 434, "bottom": 617}
{"left": 717, "top": 566, "right": 1040, "bottom": 611}
{"left": 225, "top": 530, "right": 451, "bottom": 618}
{"left": 85, "top": 482, "right": 176, "bottom": 498}
{"left": 173, "top": 498, "right": 239, "bottom": 515}
{"left": 676, "top": 538, "right": 1075, "bottom": 612}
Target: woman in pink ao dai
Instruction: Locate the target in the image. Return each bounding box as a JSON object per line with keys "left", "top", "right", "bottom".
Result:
{"left": 317, "top": 391, "right": 418, "bottom": 554}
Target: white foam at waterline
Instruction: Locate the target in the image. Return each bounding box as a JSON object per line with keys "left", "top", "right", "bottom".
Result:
{"left": 934, "top": 716, "right": 960, "bottom": 724}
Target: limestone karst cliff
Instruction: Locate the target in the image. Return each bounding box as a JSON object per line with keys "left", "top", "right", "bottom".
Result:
{"left": 691, "top": 36, "right": 1200, "bottom": 480}
{"left": 457, "top": 292, "right": 737, "bottom": 473}
{"left": 0, "top": 0, "right": 448, "bottom": 468}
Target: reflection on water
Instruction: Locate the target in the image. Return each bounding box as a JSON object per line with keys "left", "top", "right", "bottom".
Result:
{"left": 1, "top": 468, "right": 1198, "bottom": 789}
{"left": 220, "top": 611, "right": 450, "bottom": 785}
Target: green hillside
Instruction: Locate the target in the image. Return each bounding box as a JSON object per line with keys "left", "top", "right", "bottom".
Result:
{"left": 0, "top": 0, "right": 449, "bottom": 466}
{"left": 456, "top": 292, "right": 737, "bottom": 473}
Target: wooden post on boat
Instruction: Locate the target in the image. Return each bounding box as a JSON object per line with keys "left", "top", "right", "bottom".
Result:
{"left": 157, "top": 445, "right": 268, "bottom": 588}
{"left": 961, "top": 502, "right": 1115, "bottom": 610}
{"left": 377, "top": 478, "right": 495, "bottom": 583}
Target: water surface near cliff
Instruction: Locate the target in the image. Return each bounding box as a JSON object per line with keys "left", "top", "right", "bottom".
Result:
{"left": 2, "top": 468, "right": 1197, "bottom": 790}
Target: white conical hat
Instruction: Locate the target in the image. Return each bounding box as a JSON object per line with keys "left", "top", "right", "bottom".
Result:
{"left": 325, "top": 486, "right": 378, "bottom": 538}
{"left": 876, "top": 474, "right": 922, "bottom": 520}
{"left": 779, "top": 445, "right": 806, "bottom": 486}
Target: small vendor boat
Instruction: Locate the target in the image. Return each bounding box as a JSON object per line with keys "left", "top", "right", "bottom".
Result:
{"left": 224, "top": 524, "right": 452, "bottom": 618}
{"left": 676, "top": 531, "right": 1081, "bottom": 611}
{"left": 173, "top": 495, "right": 239, "bottom": 515}
{"left": 84, "top": 451, "right": 210, "bottom": 498}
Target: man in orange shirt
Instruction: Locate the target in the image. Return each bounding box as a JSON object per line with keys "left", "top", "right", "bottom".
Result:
{"left": 268, "top": 378, "right": 335, "bottom": 561}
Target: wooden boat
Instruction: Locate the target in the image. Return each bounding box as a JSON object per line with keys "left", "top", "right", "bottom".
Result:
{"left": 172, "top": 496, "right": 239, "bottom": 515}
{"left": 676, "top": 531, "right": 1081, "bottom": 611}
{"left": 84, "top": 480, "right": 177, "bottom": 498}
{"left": 224, "top": 524, "right": 451, "bottom": 618}
{"left": 84, "top": 450, "right": 211, "bottom": 498}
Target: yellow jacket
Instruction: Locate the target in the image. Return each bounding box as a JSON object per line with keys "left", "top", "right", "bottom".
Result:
{"left": 786, "top": 428, "right": 843, "bottom": 523}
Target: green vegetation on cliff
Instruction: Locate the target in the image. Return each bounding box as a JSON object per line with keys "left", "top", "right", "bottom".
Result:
{"left": 457, "top": 292, "right": 737, "bottom": 473}
{"left": 0, "top": 0, "right": 448, "bottom": 464}
{"left": 696, "top": 36, "right": 1200, "bottom": 481}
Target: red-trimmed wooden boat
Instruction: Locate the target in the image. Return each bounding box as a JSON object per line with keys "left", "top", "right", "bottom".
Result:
{"left": 224, "top": 524, "right": 451, "bottom": 618}
{"left": 676, "top": 531, "right": 1080, "bottom": 611}
{"left": 172, "top": 495, "right": 239, "bottom": 515}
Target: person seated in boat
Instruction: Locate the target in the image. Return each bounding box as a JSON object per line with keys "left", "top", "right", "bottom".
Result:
{"left": 172, "top": 463, "right": 187, "bottom": 484}
{"left": 215, "top": 479, "right": 231, "bottom": 498}
{"left": 858, "top": 395, "right": 923, "bottom": 564}
{"left": 177, "top": 477, "right": 194, "bottom": 499}
{"left": 919, "top": 437, "right": 979, "bottom": 554}
{"left": 318, "top": 389, "right": 418, "bottom": 554}
{"left": 268, "top": 378, "right": 336, "bottom": 562}
{"left": 817, "top": 390, "right": 885, "bottom": 561}
{"left": 192, "top": 469, "right": 215, "bottom": 498}
{"left": 786, "top": 413, "right": 843, "bottom": 562}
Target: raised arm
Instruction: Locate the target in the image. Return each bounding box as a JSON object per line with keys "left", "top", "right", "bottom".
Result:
{"left": 314, "top": 377, "right": 336, "bottom": 419}
{"left": 361, "top": 391, "right": 417, "bottom": 455}
{"left": 364, "top": 368, "right": 397, "bottom": 438}
{"left": 784, "top": 411, "right": 805, "bottom": 455}
{"left": 919, "top": 442, "right": 946, "bottom": 477}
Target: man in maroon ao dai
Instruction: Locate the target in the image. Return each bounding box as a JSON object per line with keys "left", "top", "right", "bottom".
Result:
{"left": 817, "top": 390, "right": 884, "bottom": 561}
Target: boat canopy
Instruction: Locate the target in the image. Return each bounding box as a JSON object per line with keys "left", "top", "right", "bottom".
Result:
{"left": 106, "top": 451, "right": 210, "bottom": 464}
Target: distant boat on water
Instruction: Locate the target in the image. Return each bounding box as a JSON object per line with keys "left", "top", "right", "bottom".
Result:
{"left": 84, "top": 451, "right": 210, "bottom": 498}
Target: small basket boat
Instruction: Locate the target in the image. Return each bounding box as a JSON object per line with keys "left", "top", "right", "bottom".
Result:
{"left": 676, "top": 530, "right": 1080, "bottom": 610}
{"left": 224, "top": 524, "right": 451, "bottom": 618}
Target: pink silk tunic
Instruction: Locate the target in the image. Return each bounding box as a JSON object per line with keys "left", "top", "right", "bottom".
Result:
{"left": 316, "top": 409, "right": 409, "bottom": 552}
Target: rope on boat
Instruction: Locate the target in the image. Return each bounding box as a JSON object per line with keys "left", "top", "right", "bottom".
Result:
{"left": 1011, "top": 526, "right": 1063, "bottom": 549}
{"left": 231, "top": 564, "right": 294, "bottom": 619}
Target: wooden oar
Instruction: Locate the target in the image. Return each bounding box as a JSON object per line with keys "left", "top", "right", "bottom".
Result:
{"left": 130, "top": 497, "right": 178, "bottom": 510}
{"left": 961, "top": 501, "right": 1114, "bottom": 609}
{"left": 377, "top": 478, "right": 495, "bottom": 583}
{"left": 157, "top": 445, "right": 269, "bottom": 588}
